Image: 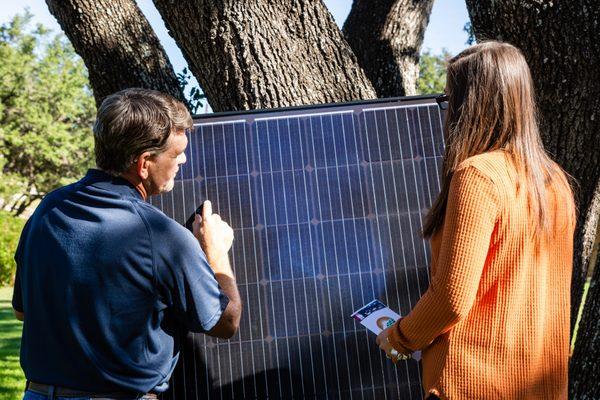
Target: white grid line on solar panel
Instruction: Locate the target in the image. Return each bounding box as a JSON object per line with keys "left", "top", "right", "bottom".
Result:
{"left": 415, "top": 107, "right": 444, "bottom": 393}
{"left": 190, "top": 116, "right": 439, "bottom": 170}
{"left": 318, "top": 114, "right": 358, "bottom": 397}
{"left": 285, "top": 117, "right": 318, "bottom": 394}
{"left": 394, "top": 109, "right": 438, "bottom": 294}
{"left": 348, "top": 108, "right": 379, "bottom": 397}
{"left": 307, "top": 114, "right": 344, "bottom": 396}
{"left": 393, "top": 108, "right": 426, "bottom": 296}
{"left": 388, "top": 109, "right": 425, "bottom": 301}
{"left": 190, "top": 104, "right": 437, "bottom": 132}
{"left": 176, "top": 157, "right": 441, "bottom": 184}
{"left": 186, "top": 96, "right": 202, "bottom": 400}
{"left": 211, "top": 109, "right": 440, "bottom": 396}
{"left": 193, "top": 119, "right": 247, "bottom": 127}
{"left": 254, "top": 120, "right": 286, "bottom": 398}
{"left": 264, "top": 117, "right": 297, "bottom": 396}
{"left": 337, "top": 385, "right": 416, "bottom": 396}
{"left": 380, "top": 109, "right": 415, "bottom": 312}
{"left": 254, "top": 109, "right": 353, "bottom": 121}
{"left": 361, "top": 110, "right": 402, "bottom": 400}
{"left": 273, "top": 116, "right": 307, "bottom": 394}
{"left": 225, "top": 269, "right": 428, "bottom": 289}
{"left": 160, "top": 101, "right": 442, "bottom": 399}
{"left": 209, "top": 124, "right": 227, "bottom": 399}
{"left": 371, "top": 107, "right": 407, "bottom": 350}
{"left": 252, "top": 115, "right": 327, "bottom": 394}
{"left": 382, "top": 109, "right": 416, "bottom": 394}
{"left": 220, "top": 123, "right": 240, "bottom": 399}
{"left": 332, "top": 109, "right": 367, "bottom": 394}
{"left": 382, "top": 110, "right": 434, "bottom": 393}
{"left": 425, "top": 107, "right": 442, "bottom": 188}
{"left": 293, "top": 117, "right": 330, "bottom": 395}
{"left": 199, "top": 127, "right": 212, "bottom": 397}
{"left": 379, "top": 107, "right": 416, "bottom": 398}
{"left": 168, "top": 151, "right": 185, "bottom": 400}
{"left": 404, "top": 108, "right": 431, "bottom": 293}
{"left": 191, "top": 330, "right": 425, "bottom": 348}
{"left": 417, "top": 109, "right": 434, "bottom": 241}
{"left": 178, "top": 127, "right": 436, "bottom": 290}
{"left": 396, "top": 106, "right": 433, "bottom": 391}
{"left": 191, "top": 334, "right": 199, "bottom": 400}
{"left": 229, "top": 121, "right": 253, "bottom": 397}
{"left": 178, "top": 157, "right": 189, "bottom": 400}
{"left": 385, "top": 110, "right": 437, "bottom": 300}
{"left": 436, "top": 105, "right": 447, "bottom": 150}
{"left": 149, "top": 203, "right": 436, "bottom": 233}
{"left": 422, "top": 107, "right": 443, "bottom": 268}
{"left": 241, "top": 101, "right": 435, "bottom": 123}
{"left": 240, "top": 120, "right": 271, "bottom": 395}
{"left": 183, "top": 146, "right": 441, "bottom": 182}
{"left": 388, "top": 109, "right": 430, "bottom": 389}
{"left": 363, "top": 102, "right": 436, "bottom": 113}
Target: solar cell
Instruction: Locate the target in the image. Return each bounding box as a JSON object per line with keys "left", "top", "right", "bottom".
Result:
{"left": 152, "top": 95, "right": 445, "bottom": 399}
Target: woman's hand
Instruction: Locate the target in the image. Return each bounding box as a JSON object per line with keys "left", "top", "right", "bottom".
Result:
{"left": 376, "top": 325, "right": 410, "bottom": 364}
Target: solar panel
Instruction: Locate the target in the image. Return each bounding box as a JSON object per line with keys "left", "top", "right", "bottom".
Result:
{"left": 151, "top": 96, "right": 445, "bottom": 399}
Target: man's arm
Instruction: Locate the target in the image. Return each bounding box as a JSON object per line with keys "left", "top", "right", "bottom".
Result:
{"left": 207, "top": 271, "right": 241, "bottom": 339}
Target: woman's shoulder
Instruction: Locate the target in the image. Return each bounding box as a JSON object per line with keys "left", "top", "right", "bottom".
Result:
{"left": 455, "top": 150, "right": 511, "bottom": 180}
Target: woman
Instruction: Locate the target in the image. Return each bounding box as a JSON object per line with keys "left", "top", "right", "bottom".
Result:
{"left": 376, "top": 41, "right": 577, "bottom": 399}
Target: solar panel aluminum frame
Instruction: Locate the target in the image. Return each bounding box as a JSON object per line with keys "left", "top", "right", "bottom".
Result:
{"left": 152, "top": 94, "right": 446, "bottom": 400}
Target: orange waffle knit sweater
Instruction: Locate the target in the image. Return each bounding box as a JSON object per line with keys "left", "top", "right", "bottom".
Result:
{"left": 389, "top": 150, "right": 575, "bottom": 399}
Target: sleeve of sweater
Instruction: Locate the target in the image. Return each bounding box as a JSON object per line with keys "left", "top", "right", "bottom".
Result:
{"left": 389, "top": 164, "right": 500, "bottom": 352}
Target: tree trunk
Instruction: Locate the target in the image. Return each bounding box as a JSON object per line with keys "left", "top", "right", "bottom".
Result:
{"left": 343, "top": 0, "right": 434, "bottom": 97}
{"left": 152, "top": 0, "right": 377, "bottom": 112}
{"left": 46, "top": 0, "right": 184, "bottom": 107}
{"left": 465, "top": 1, "right": 600, "bottom": 398}
{"left": 571, "top": 252, "right": 600, "bottom": 397}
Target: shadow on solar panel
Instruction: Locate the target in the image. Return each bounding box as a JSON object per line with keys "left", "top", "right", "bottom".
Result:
{"left": 151, "top": 95, "right": 445, "bottom": 399}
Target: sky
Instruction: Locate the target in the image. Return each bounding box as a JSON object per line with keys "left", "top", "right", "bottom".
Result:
{"left": 1, "top": 0, "right": 470, "bottom": 110}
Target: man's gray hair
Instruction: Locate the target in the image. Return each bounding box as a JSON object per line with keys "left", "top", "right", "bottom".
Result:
{"left": 93, "top": 88, "right": 192, "bottom": 175}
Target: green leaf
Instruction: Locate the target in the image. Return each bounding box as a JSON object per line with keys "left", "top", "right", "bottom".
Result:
{"left": 0, "top": 13, "right": 95, "bottom": 215}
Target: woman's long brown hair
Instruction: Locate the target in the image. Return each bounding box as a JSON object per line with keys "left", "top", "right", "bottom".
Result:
{"left": 422, "top": 41, "right": 576, "bottom": 245}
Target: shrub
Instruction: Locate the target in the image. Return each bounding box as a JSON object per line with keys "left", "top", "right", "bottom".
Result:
{"left": 0, "top": 211, "right": 25, "bottom": 286}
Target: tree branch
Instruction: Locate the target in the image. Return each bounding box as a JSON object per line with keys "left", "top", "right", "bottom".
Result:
{"left": 152, "top": 0, "right": 377, "bottom": 111}
{"left": 343, "top": 0, "right": 434, "bottom": 97}
{"left": 46, "top": 0, "right": 185, "bottom": 106}
{"left": 466, "top": 1, "right": 600, "bottom": 396}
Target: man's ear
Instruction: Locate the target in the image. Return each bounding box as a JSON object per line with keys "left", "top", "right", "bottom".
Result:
{"left": 135, "top": 151, "right": 153, "bottom": 180}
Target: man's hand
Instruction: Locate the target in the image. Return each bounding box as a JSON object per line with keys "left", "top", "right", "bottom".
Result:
{"left": 192, "top": 200, "right": 241, "bottom": 339}
{"left": 13, "top": 309, "right": 24, "bottom": 321}
{"left": 193, "top": 200, "right": 234, "bottom": 276}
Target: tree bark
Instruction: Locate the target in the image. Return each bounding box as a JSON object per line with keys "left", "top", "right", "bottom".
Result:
{"left": 152, "top": 0, "right": 377, "bottom": 112}
{"left": 570, "top": 232, "right": 600, "bottom": 397}
{"left": 465, "top": 1, "right": 600, "bottom": 398}
{"left": 343, "top": 0, "right": 434, "bottom": 97}
{"left": 46, "top": 0, "right": 184, "bottom": 107}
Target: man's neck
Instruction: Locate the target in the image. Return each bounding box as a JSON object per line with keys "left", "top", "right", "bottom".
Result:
{"left": 114, "top": 169, "right": 148, "bottom": 200}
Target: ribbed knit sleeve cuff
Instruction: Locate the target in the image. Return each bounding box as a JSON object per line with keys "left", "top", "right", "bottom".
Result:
{"left": 388, "top": 318, "right": 414, "bottom": 355}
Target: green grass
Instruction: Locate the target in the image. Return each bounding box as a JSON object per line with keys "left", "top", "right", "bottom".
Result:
{"left": 0, "top": 286, "right": 25, "bottom": 400}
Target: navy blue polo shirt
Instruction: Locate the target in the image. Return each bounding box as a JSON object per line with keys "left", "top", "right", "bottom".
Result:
{"left": 12, "top": 169, "right": 228, "bottom": 393}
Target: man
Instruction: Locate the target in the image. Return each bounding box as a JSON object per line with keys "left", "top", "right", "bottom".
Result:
{"left": 12, "top": 88, "right": 242, "bottom": 399}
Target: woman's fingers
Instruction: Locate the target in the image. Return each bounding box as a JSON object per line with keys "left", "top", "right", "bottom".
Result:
{"left": 376, "top": 327, "right": 410, "bottom": 363}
